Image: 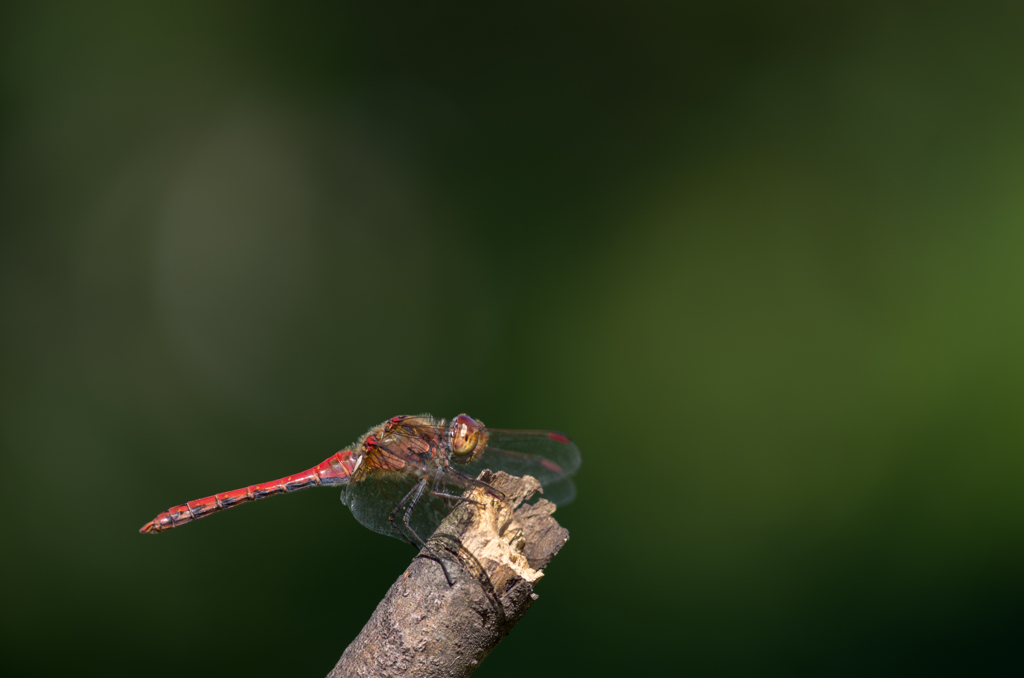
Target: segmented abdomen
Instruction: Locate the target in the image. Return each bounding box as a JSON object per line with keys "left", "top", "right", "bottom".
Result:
{"left": 139, "top": 451, "right": 357, "bottom": 533}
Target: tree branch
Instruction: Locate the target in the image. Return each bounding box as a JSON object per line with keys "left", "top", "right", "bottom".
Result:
{"left": 328, "top": 471, "right": 570, "bottom": 678}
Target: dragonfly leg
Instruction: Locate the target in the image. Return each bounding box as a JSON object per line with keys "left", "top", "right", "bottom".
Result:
{"left": 387, "top": 482, "right": 415, "bottom": 538}
{"left": 444, "top": 466, "right": 507, "bottom": 502}
{"left": 431, "top": 472, "right": 484, "bottom": 508}
{"left": 432, "top": 489, "right": 484, "bottom": 505}
{"left": 389, "top": 478, "right": 455, "bottom": 586}
{"left": 387, "top": 483, "right": 422, "bottom": 549}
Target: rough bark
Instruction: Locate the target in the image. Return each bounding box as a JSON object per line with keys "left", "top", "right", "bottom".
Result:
{"left": 328, "top": 471, "right": 569, "bottom": 678}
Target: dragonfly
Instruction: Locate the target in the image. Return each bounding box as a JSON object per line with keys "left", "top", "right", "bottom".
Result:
{"left": 140, "top": 414, "right": 580, "bottom": 583}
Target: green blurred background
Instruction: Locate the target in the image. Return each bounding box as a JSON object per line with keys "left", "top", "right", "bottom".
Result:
{"left": 3, "top": 2, "right": 1024, "bottom": 676}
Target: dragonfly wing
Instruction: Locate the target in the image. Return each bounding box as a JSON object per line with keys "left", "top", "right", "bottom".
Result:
{"left": 342, "top": 467, "right": 473, "bottom": 543}
{"left": 532, "top": 475, "right": 576, "bottom": 506}
{"left": 453, "top": 429, "right": 581, "bottom": 505}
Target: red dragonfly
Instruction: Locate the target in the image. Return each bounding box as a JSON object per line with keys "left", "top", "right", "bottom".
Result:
{"left": 140, "top": 414, "right": 580, "bottom": 582}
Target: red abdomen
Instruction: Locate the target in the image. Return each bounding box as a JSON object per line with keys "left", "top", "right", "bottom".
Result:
{"left": 140, "top": 451, "right": 357, "bottom": 533}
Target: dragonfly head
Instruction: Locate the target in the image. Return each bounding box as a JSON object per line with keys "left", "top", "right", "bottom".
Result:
{"left": 448, "top": 414, "right": 488, "bottom": 464}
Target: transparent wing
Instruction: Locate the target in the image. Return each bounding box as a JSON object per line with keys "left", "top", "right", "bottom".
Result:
{"left": 341, "top": 467, "right": 474, "bottom": 543}
{"left": 453, "top": 429, "right": 581, "bottom": 506}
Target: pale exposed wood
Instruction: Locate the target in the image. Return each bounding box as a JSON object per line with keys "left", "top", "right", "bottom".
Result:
{"left": 328, "top": 471, "right": 569, "bottom": 678}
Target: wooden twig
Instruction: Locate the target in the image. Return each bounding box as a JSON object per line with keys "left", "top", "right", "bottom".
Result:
{"left": 328, "top": 471, "right": 570, "bottom": 678}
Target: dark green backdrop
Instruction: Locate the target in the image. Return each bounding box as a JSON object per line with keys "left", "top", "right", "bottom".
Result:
{"left": 3, "top": 2, "right": 1023, "bottom": 676}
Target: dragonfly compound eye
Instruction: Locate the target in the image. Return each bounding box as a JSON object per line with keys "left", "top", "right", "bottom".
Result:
{"left": 450, "top": 414, "right": 485, "bottom": 461}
